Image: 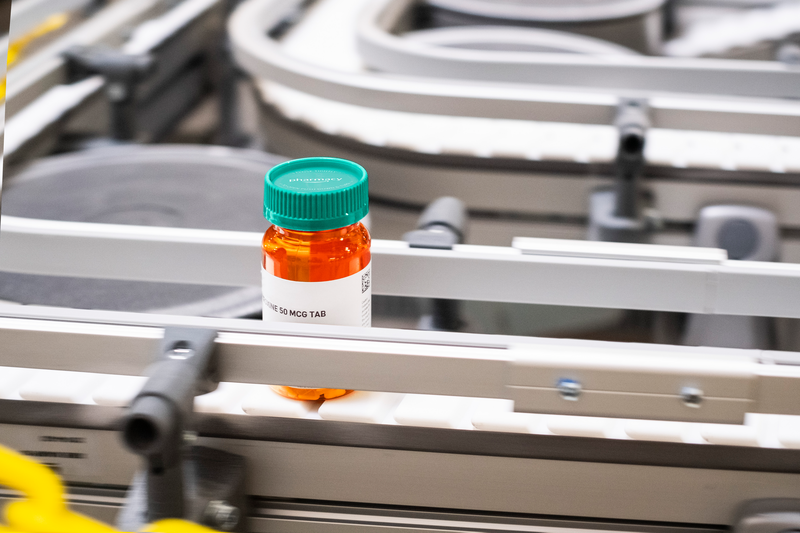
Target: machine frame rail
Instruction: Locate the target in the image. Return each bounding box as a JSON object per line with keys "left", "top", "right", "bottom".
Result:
{"left": 2, "top": 304, "right": 800, "bottom": 422}
{"left": 3, "top": 215, "right": 800, "bottom": 319}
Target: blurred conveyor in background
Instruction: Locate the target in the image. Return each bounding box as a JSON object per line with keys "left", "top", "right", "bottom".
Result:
{"left": 6, "top": 2, "right": 800, "bottom": 532}
{"left": 4, "top": 0, "right": 800, "bottom": 342}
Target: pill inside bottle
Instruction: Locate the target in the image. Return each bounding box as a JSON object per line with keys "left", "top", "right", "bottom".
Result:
{"left": 261, "top": 157, "right": 371, "bottom": 400}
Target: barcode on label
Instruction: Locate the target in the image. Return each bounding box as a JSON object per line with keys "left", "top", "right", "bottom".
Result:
{"left": 362, "top": 269, "right": 371, "bottom": 294}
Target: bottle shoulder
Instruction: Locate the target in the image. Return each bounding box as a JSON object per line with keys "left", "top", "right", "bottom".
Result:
{"left": 262, "top": 223, "right": 370, "bottom": 256}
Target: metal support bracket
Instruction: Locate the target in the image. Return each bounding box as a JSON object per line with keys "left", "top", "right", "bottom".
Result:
{"left": 403, "top": 196, "right": 468, "bottom": 251}
{"left": 507, "top": 343, "right": 758, "bottom": 423}
{"left": 404, "top": 197, "right": 468, "bottom": 331}
{"left": 588, "top": 98, "right": 653, "bottom": 243}
{"left": 63, "top": 44, "right": 156, "bottom": 141}
{"left": 118, "top": 327, "right": 247, "bottom": 531}
{"left": 735, "top": 500, "right": 800, "bottom": 533}
{"left": 613, "top": 98, "right": 649, "bottom": 220}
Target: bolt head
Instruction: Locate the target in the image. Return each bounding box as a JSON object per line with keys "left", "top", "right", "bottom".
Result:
{"left": 556, "top": 378, "right": 582, "bottom": 401}
{"left": 680, "top": 386, "right": 703, "bottom": 408}
{"left": 167, "top": 347, "right": 195, "bottom": 360}
{"left": 205, "top": 500, "right": 240, "bottom": 531}
{"left": 182, "top": 431, "right": 198, "bottom": 445}
{"left": 106, "top": 82, "right": 128, "bottom": 102}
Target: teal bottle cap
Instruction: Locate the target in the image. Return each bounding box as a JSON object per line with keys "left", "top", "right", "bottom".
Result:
{"left": 264, "top": 157, "right": 369, "bottom": 231}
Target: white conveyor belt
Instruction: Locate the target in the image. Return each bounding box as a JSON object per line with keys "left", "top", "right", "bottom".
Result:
{"left": 2, "top": 365, "right": 796, "bottom": 448}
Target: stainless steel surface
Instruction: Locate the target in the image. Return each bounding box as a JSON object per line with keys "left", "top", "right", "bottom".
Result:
{"left": 205, "top": 500, "right": 240, "bottom": 531}
{"left": 6, "top": 216, "right": 800, "bottom": 318}
{"left": 2, "top": 304, "right": 800, "bottom": 419}
{"left": 0, "top": 472, "right": 776, "bottom": 529}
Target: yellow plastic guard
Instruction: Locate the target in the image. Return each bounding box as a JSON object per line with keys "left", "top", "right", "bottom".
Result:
{"left": 2, "top": 13, "right": 71, "bottom": 101}
{"left": 7, "top": 13, "right": 70, "bottom": 66}
{"left": 0, "top": 444, "right": 117, "bottom": 532}
{"left": 0, "top": 444, "right": 221, "bottom": 532}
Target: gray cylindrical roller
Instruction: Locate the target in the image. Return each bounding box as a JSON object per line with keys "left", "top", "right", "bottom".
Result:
{"left": 123, "top": 395, "right": 185, "bottom": 521}
{"left": 123, "top": 395, "right": 180, "bottom": 459}
{"left": 417, "top": 196, "right": 469, "bottom": 243}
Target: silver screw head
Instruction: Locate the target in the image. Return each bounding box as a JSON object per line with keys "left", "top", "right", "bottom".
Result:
{"left": 167, "top": 347, "right": 195, "bottom": 360}
{"left": 182, "top": 431, "right": 198, "bottom": 445}
{"left": 680, "top": 386, "right": 703, "bottom": 408}
{"left": 205, "top": 500, "right": 240, "bottom": 531}
{"left": 556, "top": 378, "right": 582, "bottom": 401}
{"left": 106, "top": 82, "right": 128, "bottom": 102}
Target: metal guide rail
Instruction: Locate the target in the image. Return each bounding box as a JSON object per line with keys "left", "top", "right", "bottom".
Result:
{"left": 3, "top": 215, "right": 800, "bottom": 319}
{"left": 6, "top": 305, "right": 800, "bottom": 526}
{"left": 0, "top": 302, "right": 799, "bottom": 442}
{"left": 229, "top": 0, "right": 800, "bottom": 135}
{"left": 4, "top": 226, "right": 800, "bottom": 424}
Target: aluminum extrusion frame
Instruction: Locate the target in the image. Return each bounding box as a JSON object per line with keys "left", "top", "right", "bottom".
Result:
{"left": 4, "top": 216, "right": 800, "bottom": 319}
{"left": 1, "top": 304, "right": 800, "bottom": 423}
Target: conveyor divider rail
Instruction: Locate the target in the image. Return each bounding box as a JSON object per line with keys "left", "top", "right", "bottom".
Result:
{"left": 2, "top": 299, "right": 800, "bottom": 423}
{"left": 2, "top": 215, "right": 800, "bottom": 318}
{"left": 4, "top": 213, "right": 800, "bottom": 423}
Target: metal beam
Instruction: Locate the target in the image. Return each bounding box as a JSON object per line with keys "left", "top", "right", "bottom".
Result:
{"left": 5, "top": 215, "right": 800, "bottom": 318}
{"left": 1, "top": 306, "right": 800, "bottom": 421}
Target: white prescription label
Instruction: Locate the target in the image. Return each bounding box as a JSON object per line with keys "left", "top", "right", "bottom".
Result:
{"left": 262, "top": 262, "right": 371, "bottom": 327}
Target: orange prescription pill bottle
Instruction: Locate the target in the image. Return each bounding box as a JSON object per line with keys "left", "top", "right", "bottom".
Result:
{"left": 262, "top": 157, "right": 371, "bottom": 400}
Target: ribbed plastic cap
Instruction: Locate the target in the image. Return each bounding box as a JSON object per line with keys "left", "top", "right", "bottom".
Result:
{"left": 264, "top": 157, "right": 369, "bottom": 231}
